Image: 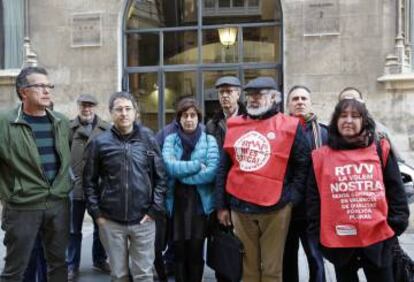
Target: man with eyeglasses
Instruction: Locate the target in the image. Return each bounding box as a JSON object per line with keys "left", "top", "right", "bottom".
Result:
{"left": 206, "top": 76, "right": 246, "bottom": 149}
{"left": 216, "top": 77, "right": 310, "bottom": 282}
{"left": 206, "top": 76, "right": 246, "bottom": 282}
{"left": 83, "top": 91, "right": 167, "bottom": 282}
{"left": 0, "top": 66, "right": 71, "bottom": 281}
{"left": 66, "top": 94, "right": 111, "bottom": 280}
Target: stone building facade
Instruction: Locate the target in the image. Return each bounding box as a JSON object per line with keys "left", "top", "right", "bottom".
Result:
{"left": 1, "top": 0, "right": 413, "bottom": 161}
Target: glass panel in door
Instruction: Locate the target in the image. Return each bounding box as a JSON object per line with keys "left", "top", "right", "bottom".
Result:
{"left": 129, "top": 72, "right": 159, "bottom": 131}
{"left": 164, "top": 71, "right": 197, "bottom": 125}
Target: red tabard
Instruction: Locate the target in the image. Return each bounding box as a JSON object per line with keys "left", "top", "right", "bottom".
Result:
{"left": 223, "top": 113, "right": 299, "bottom": 206}
{"left": 312, "top": 143, "right": 395, "bottom": 248}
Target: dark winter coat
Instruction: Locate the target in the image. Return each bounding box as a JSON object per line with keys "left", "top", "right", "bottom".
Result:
{"left": 69, "top": 115, "right": 110, "bottom": 200}
{"left": 83, "top": 123, "right": 167, "bottom": 224}
{"left": 291, "top": 117, "right": 328, "bottom": 221}
{"left": 205, "top": 102, "right": 246, "bottom": 149}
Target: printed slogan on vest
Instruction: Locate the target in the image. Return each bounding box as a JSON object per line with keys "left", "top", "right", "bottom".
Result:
{"left": 331, "top": 162, "right": 385, "bottom": 224}
{"left": 234, "top": 131, "right": 272, "bottom": 172}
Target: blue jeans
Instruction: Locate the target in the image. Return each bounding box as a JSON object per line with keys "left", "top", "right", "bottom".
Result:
{"left": 66, "top": 199, "right": 107, "bottom": 271}
{"left": 23, "top": 235, "right": 47, "bottom": 282}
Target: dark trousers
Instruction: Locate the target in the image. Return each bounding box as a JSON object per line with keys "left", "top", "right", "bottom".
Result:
{"left": 163, "top": 242, "right": 175, "bottom": 275}
{"left": 23, "top": 235, "right": 47, "bottom": 282}
{"left": 334, "top": 254, "right": 393, "bottom": 282}
{"left": 174, "top": 239, "right": 204, "bottom": 282}
{"left": 66, "top": 199, "right": 107, "bottom": 271}
{"left": 154, "top": 215, "right": 167, "bottom": 281}
{"left": 0, "top": 200, "right": 69, "bottom": 282}
{"left": 283, "top": 218, "right": 326, "bottom": 282}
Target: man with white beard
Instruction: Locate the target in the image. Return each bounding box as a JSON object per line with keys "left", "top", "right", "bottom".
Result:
{"left": 216, "top": 77, "right": 311, "bottom": 282}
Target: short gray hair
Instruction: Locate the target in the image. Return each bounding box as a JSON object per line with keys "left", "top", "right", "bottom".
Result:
{"left": 15, "top": 67, "right": 48, "bottom": 100}
{"left": 269, "top": 89, "right": 282, "bottom": 104}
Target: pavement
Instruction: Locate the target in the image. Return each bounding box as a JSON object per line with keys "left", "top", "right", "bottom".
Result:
{"left": 0, "top": 214, "right": 414, "bottom": 281}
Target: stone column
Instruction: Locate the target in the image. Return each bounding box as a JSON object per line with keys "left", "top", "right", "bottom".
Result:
{"left": 22, "top": 0, "right": 37, "bottom": 67}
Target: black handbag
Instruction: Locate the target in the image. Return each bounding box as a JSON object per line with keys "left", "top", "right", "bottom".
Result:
{"left": 206, "top": 227, "right": 244, "bottom": 282}
{"left": 392, "top": 239, "right": 414, "bottom": 282}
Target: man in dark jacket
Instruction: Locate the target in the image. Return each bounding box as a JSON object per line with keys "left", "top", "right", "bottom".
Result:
{"left": 216, "top": 77, "right": 310, "bottom": 282}
{"left": 206, "top": 76, "right": 246, "bottom": 148}
{"left": 283, "top": 86, "right": 327, "bottom": 282}
{"left": 0, "top": 66, "right": 71, "bottom": 281}
{"left": 83, "top": 91, "right": 167, "bottom": 282}
{"left": 206, "top": 76, "right": 245, "bottom": 282}
{"left": 66, "top": 94, "right": 111, "bottom": 280}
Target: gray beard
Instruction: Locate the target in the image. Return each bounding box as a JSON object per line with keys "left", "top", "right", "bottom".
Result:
{"left": 246, "top": 103, "right": 273, "bottom": 117}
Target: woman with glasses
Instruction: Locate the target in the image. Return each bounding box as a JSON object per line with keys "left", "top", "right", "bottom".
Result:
{"left": 307, "top": 98, "right": 409, "bottom": 282}
{"left": 162, "top": 97, "right": 219, "bottom": 282}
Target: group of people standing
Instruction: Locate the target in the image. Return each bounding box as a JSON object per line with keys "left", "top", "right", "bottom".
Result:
{"left": 0, "top": 65, "right": 409, "bottom": 282}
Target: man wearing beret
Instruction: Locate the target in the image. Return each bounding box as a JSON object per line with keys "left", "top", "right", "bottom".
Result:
{"left": 216, "top": 77, "right": 310, "bottom": 282}
{"left": 67, "top": 94, "right": 111, "bottom": 280}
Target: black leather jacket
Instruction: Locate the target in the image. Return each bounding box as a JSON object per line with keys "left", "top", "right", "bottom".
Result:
{"left": 83, "top": 123, "right": 167, "bottom": 224}
{"left": 206, "top": 102, "right": 246, "bottom": 149}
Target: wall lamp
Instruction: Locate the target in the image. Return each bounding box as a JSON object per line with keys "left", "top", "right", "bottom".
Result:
{"left": 218, "top": 27, "right": 238, "bottom": 48}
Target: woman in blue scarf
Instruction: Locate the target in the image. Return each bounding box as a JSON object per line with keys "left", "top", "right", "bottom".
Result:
{"left": 162, "top": 97, "right": 219, "bottom": 282}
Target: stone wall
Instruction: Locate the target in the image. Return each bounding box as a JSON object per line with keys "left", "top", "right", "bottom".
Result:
{"left": 283, "top": 0, "right": 414, "bottom": 163}
{"left": 284, "top": 0, "right": 395, "bottom": 120}
{"left": 1, "top": 0, "right": 412, "bottom": 162}
{"left": 27, "top": 0, "right": 124, "bottom": 120}
{"left": 0, "top": 70, "right": 19, "bottom": 109}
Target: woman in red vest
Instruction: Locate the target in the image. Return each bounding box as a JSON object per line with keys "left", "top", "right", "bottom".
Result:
{"left": 307, "top": 98, "right": 409, "bottom": 282}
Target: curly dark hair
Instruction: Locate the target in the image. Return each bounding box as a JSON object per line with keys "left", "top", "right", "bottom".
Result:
{"left": 328, "top": 98, "right": 376, "bottom": 149}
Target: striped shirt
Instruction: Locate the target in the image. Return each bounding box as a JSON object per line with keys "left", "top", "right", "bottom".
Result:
{"left": 23, "top": 113, "right": 60, "bottom": 183}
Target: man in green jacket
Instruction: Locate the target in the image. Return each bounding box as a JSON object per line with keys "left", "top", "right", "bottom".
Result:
{"left": 0, "top": 66, "right": 71, "bottom": 281}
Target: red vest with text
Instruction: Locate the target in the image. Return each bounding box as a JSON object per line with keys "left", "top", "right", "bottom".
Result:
{"left": 312, "top": 142, "right": 394, "bottom": 248}
{"left": 223, "top": 113, "right": 299, "bottom": 206}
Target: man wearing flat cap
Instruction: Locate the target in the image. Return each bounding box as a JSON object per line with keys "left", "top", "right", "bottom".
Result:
{"left": 216, "top": 77, "right": 310, "bottom": 282}
{"left": 67, "top": 94, "right": 111, "bottom": 280}
{"left": 206, "top": 76, "right": 246, "bottom": 148}
{"left": 206, "top": 76, "right": 246, "bottom": 282}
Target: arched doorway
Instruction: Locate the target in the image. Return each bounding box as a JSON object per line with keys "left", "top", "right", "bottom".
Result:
{"left": 123, "top": 0, "right": 282, "bottom": 131}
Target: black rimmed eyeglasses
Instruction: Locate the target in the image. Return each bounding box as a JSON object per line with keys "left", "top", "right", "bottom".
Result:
{"left": 22, "top": 83, "right": 55, "bottom": 90}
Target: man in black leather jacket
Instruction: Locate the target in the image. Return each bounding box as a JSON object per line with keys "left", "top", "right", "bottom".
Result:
{"left": 83, "top": 91, "right": 167, "bottom": 282}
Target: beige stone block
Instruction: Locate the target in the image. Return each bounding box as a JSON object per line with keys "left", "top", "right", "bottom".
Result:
{"left": 281, "top": 0, "right": 304, "bottom": 17}
{"left": 301, "top": 37, "right": 341, "bottom": 75}
{"left": 339, "top": 0, "right": 380, "bottom": 17}
{"left": 284, "top": 16, "right": 305, "bottom": 39}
